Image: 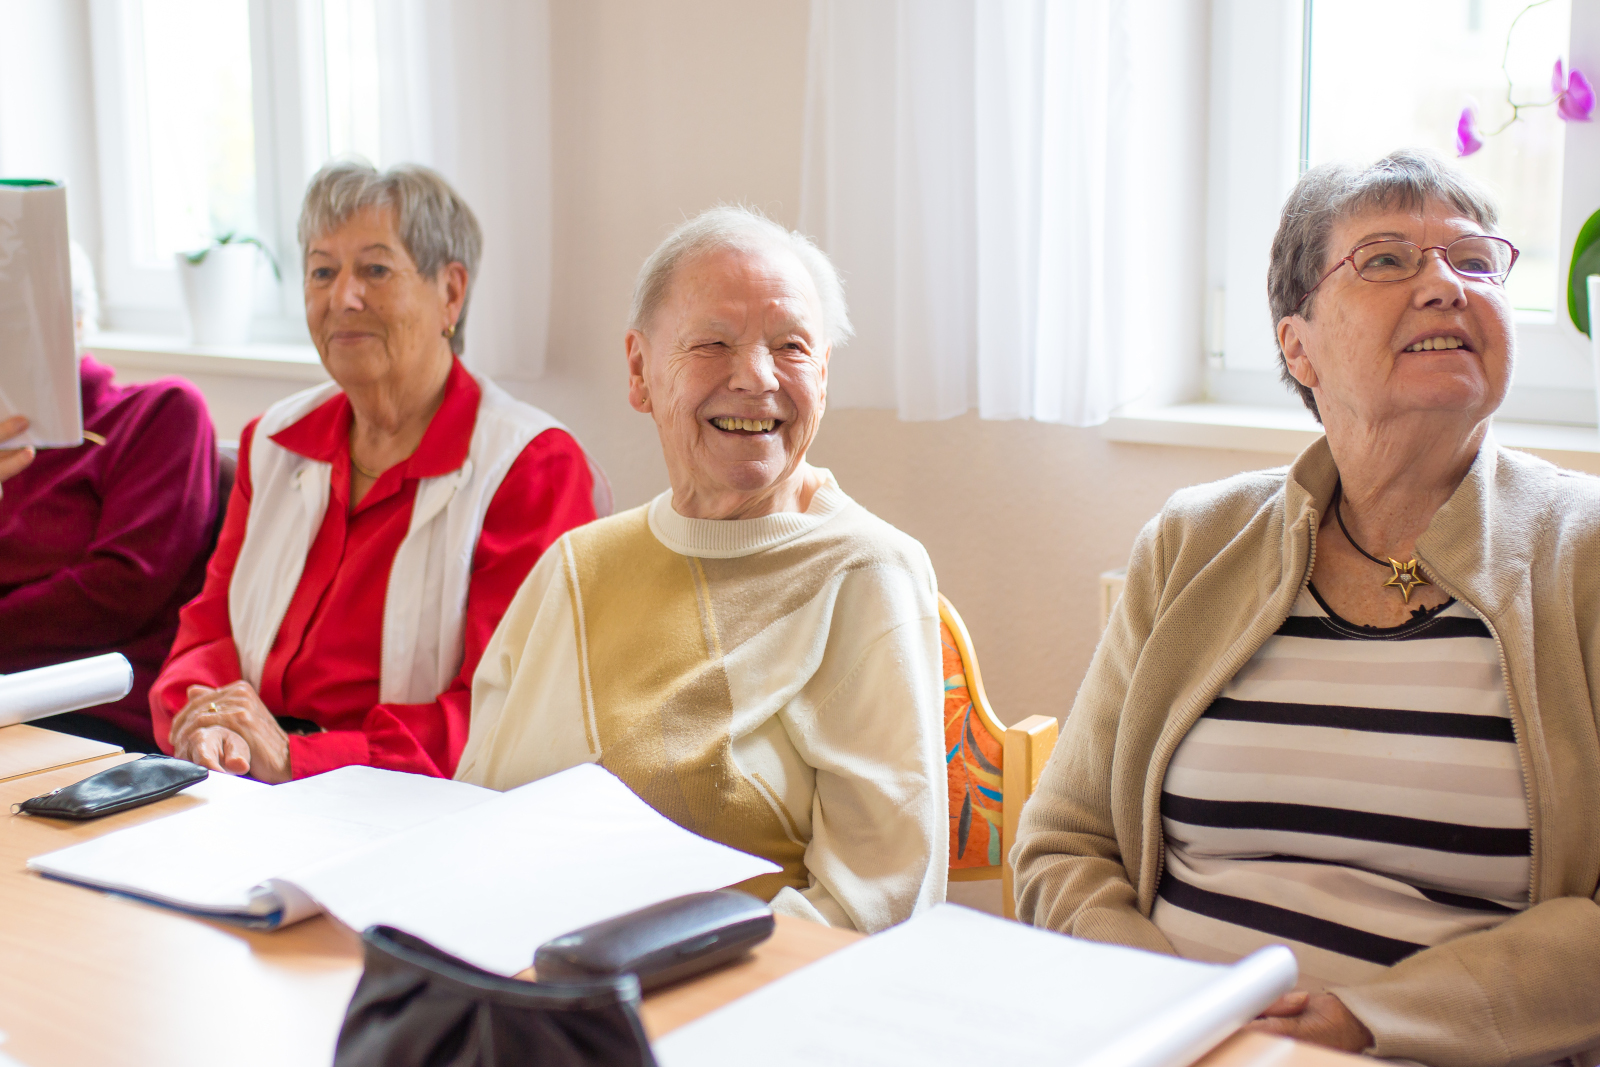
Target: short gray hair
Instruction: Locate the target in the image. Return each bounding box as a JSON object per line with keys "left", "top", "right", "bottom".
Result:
{"left": 298, "top": 160, "right": 482, "bottom": 355}
{"left": 629, "top": 206, "right": 853, "bottom": 348}
{"left": 1267, "top": 149, "right": 1500, "bottom": 420}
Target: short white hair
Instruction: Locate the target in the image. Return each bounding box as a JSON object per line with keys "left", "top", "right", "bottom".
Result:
{"left": 628, "top": 206, "right": 853, "bottom": 348}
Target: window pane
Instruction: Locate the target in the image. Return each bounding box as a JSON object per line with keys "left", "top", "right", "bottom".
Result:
{"left": 1307, "top": 0, "right": 1570, "bottom": 311}
{"left": 134, "top": 0, "right": 258, "bottom": 263}
{"left": 323, "top": 0, "right": 382, "bottom": 165}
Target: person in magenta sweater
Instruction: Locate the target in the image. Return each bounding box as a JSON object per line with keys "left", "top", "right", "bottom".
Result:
{"left": 0, "top": 320, "right": 219, "bottom": 750}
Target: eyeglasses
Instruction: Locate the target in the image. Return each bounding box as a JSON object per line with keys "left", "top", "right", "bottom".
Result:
{"left": 1295, "top": 235, "right": 1519, "bottom": 312}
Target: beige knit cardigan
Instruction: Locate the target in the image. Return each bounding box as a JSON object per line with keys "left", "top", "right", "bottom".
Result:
{"left": 1012, "top": 436, "right": 1600, "bottom": 1067}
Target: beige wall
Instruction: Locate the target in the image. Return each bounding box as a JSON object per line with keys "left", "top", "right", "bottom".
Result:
{"left": 505, "top": 0, "right": 1289, "bottom": 726}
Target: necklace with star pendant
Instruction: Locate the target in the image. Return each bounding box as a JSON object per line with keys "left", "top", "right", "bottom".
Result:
{"left": 1331, "top": 480, "right": 1430, "bottom": 603}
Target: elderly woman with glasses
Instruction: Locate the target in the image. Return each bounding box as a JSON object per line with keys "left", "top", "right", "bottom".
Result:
{"left": 150, "top": 161, "right": 608, "bottom": 783}
{"left": 1012, "top": 150, "right": 1600, "bottom": 1066}
{"left": 455, "top": 206, "right": 947, "bottom": 933}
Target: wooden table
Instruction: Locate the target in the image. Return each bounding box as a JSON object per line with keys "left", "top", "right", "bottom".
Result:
{"left": 0, "top": 758, "right": 1360, "bottom": 1067}
{"left": 0, "top": 724, "right": 120, "bottom": 784}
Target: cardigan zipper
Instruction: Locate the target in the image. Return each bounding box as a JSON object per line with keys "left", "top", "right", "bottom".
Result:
{"left": 1146, "top": 506, "right": 1321, "bottom": 912}
{"left": 1414, "top": 560, "right": 1539, "bottom": 906}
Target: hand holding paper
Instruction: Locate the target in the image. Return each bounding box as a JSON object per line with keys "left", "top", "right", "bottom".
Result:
{"left": 0, "top": 414, "right": 36, "bottom": 494}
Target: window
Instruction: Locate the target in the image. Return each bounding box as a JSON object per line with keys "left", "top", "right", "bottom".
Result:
{"left": 1206, "top": 0, "right": 1598, "bottom": 424}
{"left": 88, "top": 0, "right": 385, "bottom": 342}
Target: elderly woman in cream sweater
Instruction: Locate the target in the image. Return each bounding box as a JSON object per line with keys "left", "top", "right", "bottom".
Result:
{"left": 457, "top": 207, "right": 947, "bottom": 933}
{"left": 1014, "top": 151, "right": 1600, "bottom": 1067}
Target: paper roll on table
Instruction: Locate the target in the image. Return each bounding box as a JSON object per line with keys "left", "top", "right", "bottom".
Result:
{"left": 0, "top": 654, "right": 134, "bottom": 727}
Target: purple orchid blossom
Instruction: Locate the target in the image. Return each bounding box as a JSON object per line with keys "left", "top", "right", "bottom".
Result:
{"left": 1553, "top": 59, "right": 1595, "bottom": 122}
{"left": 1456, "top": 106, "right": 1485, "bottom": 157}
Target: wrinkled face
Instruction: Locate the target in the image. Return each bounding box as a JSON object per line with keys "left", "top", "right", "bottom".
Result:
{"left": 303, "top": 204, "right": 461, "bottom": 390}
{"left": 627, "top": 244, "right": 830, "bottom": 511}
{"left": 1280, "top": 199, "right": 1514, "bottom": 429}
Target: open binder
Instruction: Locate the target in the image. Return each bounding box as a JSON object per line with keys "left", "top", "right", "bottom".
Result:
{"left": 28, "top": 762, "right": 779, "bottom": 976}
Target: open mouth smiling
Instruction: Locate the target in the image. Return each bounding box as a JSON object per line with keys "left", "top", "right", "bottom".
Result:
{"left": 1403, "top": 334, "right": 1473, "bottom": 353}
{"left": 710, "top": 417, "right": 781, "bottom": 435}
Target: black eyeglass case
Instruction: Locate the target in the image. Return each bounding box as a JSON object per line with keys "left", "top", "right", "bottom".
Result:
{"left": 534, "top": 890, "right": 775, "bottom": 993}
{"left": 12, "top": 754, "right": 209, "bottom": 820}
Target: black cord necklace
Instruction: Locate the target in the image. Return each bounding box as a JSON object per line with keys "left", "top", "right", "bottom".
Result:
{"left": 1331, "top": 480, "right": 1430, "bottom": 603}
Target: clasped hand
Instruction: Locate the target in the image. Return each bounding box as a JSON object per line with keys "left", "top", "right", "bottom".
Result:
{"left": 1244, "top": 990, "right": 1373, "bottom": 1053}
{"left": 169, "top": 681, "right": 292, "bottom": 784}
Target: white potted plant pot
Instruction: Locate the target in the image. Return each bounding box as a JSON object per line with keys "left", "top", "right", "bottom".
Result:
{"left": 176, "top": 242, "right": 258, "bottom": 347}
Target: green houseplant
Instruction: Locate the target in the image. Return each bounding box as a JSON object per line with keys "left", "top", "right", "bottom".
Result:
{"left": 175, "top": 232, "right": 280, "bottom": 348}
{"left": 1568, "top": 208, "right": 1600, "bottom": 338}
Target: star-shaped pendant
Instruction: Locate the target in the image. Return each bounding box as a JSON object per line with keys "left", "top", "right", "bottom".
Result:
{"left": 1384, "top": 558, "right": 1429, "bottom": 603}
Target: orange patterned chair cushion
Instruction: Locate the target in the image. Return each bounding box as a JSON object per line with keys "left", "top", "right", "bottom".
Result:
{"left": 943, "top": 618, "right": 1003, "bottom": 869}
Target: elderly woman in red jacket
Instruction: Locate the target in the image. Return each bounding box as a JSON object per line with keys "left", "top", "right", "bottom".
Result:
{"left": 152, "top": 161, "right": 608, "bottom": 782}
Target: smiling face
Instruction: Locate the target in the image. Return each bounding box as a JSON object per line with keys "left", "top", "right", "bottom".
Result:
{"left": 303, "top": 204, "right": 465, "bottom": 393}
{"left": 626, "top": 243, "right": 830, "bottom": 519}
{"left": 1278, "top": 200, "right": 1514, "bottom": 433}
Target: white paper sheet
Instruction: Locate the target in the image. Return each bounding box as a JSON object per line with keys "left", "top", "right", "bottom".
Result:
{"left": 287, "top": 763, "right": 783, "bottom": 976}
{"left": 0, "top": 181, "right": 79, "bottom": 447}
{"left": 654, "top": 905, "right": 1298, "bottom": 1067}
{"left": 29, "top": 765, "right": 496, "bottom": 921}
{"left": 0, "top": 654, "right": 133, "bottom": 726}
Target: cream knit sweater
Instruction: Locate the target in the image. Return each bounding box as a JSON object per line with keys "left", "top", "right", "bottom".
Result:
{"left": 457, "top": 469, "right": 948, "bottom": 933}
{"left": 1014, "top": 437, "right": 1600, "bottom": 1067}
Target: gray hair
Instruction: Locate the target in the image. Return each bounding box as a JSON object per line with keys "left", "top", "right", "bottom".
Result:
{"left": 298, "top": 160, "right": 482, "bottom": 355}
{"left": 629, "top": 206, "right": 853, "bottom": 348}
{"left": 1267, "top": 149, "right": 1500, "bottom": 420}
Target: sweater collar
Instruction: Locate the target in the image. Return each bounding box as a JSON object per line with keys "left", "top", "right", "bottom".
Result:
{"left": 270, "top": 357, "right": 480, "bottom": 479}
{"left": 646, "top": 468, "right": 850, "bottom": 558}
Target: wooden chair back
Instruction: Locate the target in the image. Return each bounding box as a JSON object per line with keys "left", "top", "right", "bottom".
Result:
{"left": 939, "top": 593, "right": 1058, "bottom": 919}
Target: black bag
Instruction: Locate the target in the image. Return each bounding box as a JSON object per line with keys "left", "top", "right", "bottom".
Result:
{"left": 334, "top": 926, "right": 657, "bottom": 1067}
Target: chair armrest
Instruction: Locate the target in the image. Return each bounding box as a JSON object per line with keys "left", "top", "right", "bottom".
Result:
{"left": 1000, "top": 714, "right": 1059, "bottom": 920}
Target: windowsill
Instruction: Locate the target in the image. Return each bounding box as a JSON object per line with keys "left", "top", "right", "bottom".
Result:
{"left": 85, "top": 331, "right": 327, "bottom": 383}
{"left": 1103, "top": 403, "right": 1600, "bottom": 476}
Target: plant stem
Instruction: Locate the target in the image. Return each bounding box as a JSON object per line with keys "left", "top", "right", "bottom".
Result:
{"left": 1483, "top": 0, "right": 1558, "bottom": 136}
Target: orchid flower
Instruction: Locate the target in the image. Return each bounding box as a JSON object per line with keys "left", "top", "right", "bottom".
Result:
{"left": 1456, "top": 106, "right": 1484, "bottom": 157}
{"left": 1553, "top": 59, "right": 1595, "bottom": 122}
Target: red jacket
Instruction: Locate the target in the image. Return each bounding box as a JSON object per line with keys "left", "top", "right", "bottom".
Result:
{"left": 152, "top": 360, "right": 597, "bottom": 778}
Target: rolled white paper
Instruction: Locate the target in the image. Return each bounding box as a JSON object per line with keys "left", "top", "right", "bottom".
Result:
{"left": 0, "top": 653, "right": 134, "bottom": 727}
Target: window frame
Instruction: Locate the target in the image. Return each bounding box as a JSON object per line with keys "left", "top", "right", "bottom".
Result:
{"left": 86, "top": 0, "right": 326, "bottom": 342}
{"left": 1203, "top": 0, "right": 1600, "bottom": 425}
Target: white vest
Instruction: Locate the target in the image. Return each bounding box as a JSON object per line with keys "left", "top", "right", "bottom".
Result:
{"left": 228, "top": 371, "right": 610, "bottom": 704}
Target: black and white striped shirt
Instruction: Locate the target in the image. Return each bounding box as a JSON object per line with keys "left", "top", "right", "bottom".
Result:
{"left": 1152, "top": 586, "right": 1530, "bottom": 991}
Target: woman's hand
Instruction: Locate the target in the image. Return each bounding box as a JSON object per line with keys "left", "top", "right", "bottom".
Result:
{"left": 0, "top": 414, "right": 36, "bottom": 496}
{"left": 1244, "top": 991, "right": 1373, "bottom": 1053}
{"left": 170, "top": 681, "right": 293, "bottom": 783}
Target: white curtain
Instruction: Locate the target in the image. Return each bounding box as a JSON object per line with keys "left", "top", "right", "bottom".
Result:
{"left": 372, "top": 0, "right": 552, "bottom": 382}
{"left": 801, "top": 0, "right": 1207, "bottom": 425}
